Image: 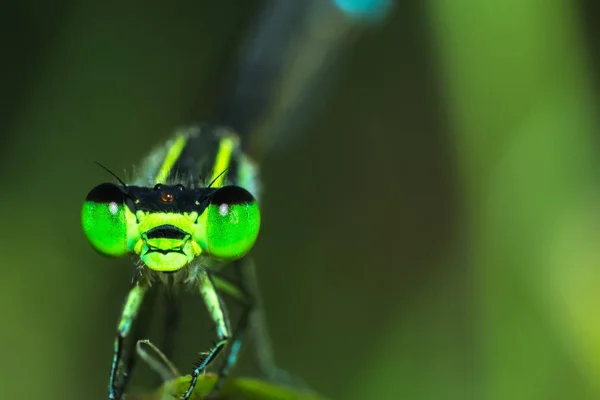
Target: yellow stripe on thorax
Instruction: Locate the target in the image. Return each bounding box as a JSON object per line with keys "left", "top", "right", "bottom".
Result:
{"left": 210, "top": 134, "right": 238, "bottom": 188}
{"left": 155, "top": 134, "right": 188, "bottom": 185}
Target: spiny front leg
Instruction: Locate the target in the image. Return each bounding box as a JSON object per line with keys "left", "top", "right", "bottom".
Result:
{"left": 180, "top": 270, "right": 231, "bottom": 400}
{"left": 108, "top": 281, "right": 147, "bottom": 400}
{"left": 207, "top": 274, "right": 252, "bottom": 399}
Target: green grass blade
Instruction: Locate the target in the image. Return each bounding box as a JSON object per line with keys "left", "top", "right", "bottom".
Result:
{"left": 130, "top": 374, "right": 328, "bottom": 400}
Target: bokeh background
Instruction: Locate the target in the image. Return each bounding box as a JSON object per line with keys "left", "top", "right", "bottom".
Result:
{"left": 2, "top": 1, "right": 600, "bottom": 399}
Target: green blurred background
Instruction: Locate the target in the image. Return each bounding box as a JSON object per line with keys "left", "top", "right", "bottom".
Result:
{"left": 2, "top": 1, "right": 600, "bottom": 399}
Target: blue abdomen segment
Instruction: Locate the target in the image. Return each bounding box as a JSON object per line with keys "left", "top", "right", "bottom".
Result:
{"left": 334, "top": 0, "right": 393, "bottom": 22}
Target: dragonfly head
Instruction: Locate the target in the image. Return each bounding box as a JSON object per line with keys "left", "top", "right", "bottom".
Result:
{"left": 81, "top": 183, "right": 261, "bottom": 271}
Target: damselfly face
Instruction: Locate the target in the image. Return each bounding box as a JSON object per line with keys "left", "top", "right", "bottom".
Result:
{"left": 81, "top": 182, "right": 260, "bottom": 271}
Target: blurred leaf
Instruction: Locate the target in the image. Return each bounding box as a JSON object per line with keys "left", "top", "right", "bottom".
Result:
{"left": 130, "top": 374, "right": 327, "bottom": 400}
{"left": 428, "top": 0, "right": 600, "bottom": 398}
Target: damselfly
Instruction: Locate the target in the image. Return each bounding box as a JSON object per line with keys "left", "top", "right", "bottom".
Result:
{"left": 80, "top": 1, "right": 391, "bottom": 399}
{"left": 83, "top": 127, "right": 264, "bottom": 400}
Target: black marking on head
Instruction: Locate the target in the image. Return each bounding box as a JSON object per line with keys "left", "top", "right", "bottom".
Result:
{"left": 92, "top": 162, "right": 139, "bottom": 211}
{"left": 211, "top": 185, "right": 254, "bottom": 207}
{"left": 85, "top": 183, "right": 127, "bottom": 203}
{"left": 127, "top": 185, "right": 216, "bottom": 213}
{"left": 160, "top": 190, "right": 175, "bottom": 203}
{"left": 146, "top": 225, "right": 188, "bottom": 240}
{"left": 145, "top": 248, "right": 186, "bottom": 255}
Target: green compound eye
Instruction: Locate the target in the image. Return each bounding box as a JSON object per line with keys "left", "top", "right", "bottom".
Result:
{"left": 81, "top": 183, "right": 130, "bottom": 257}
{"left": 205, "top": 185, "right": 260, "bottom": 260}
